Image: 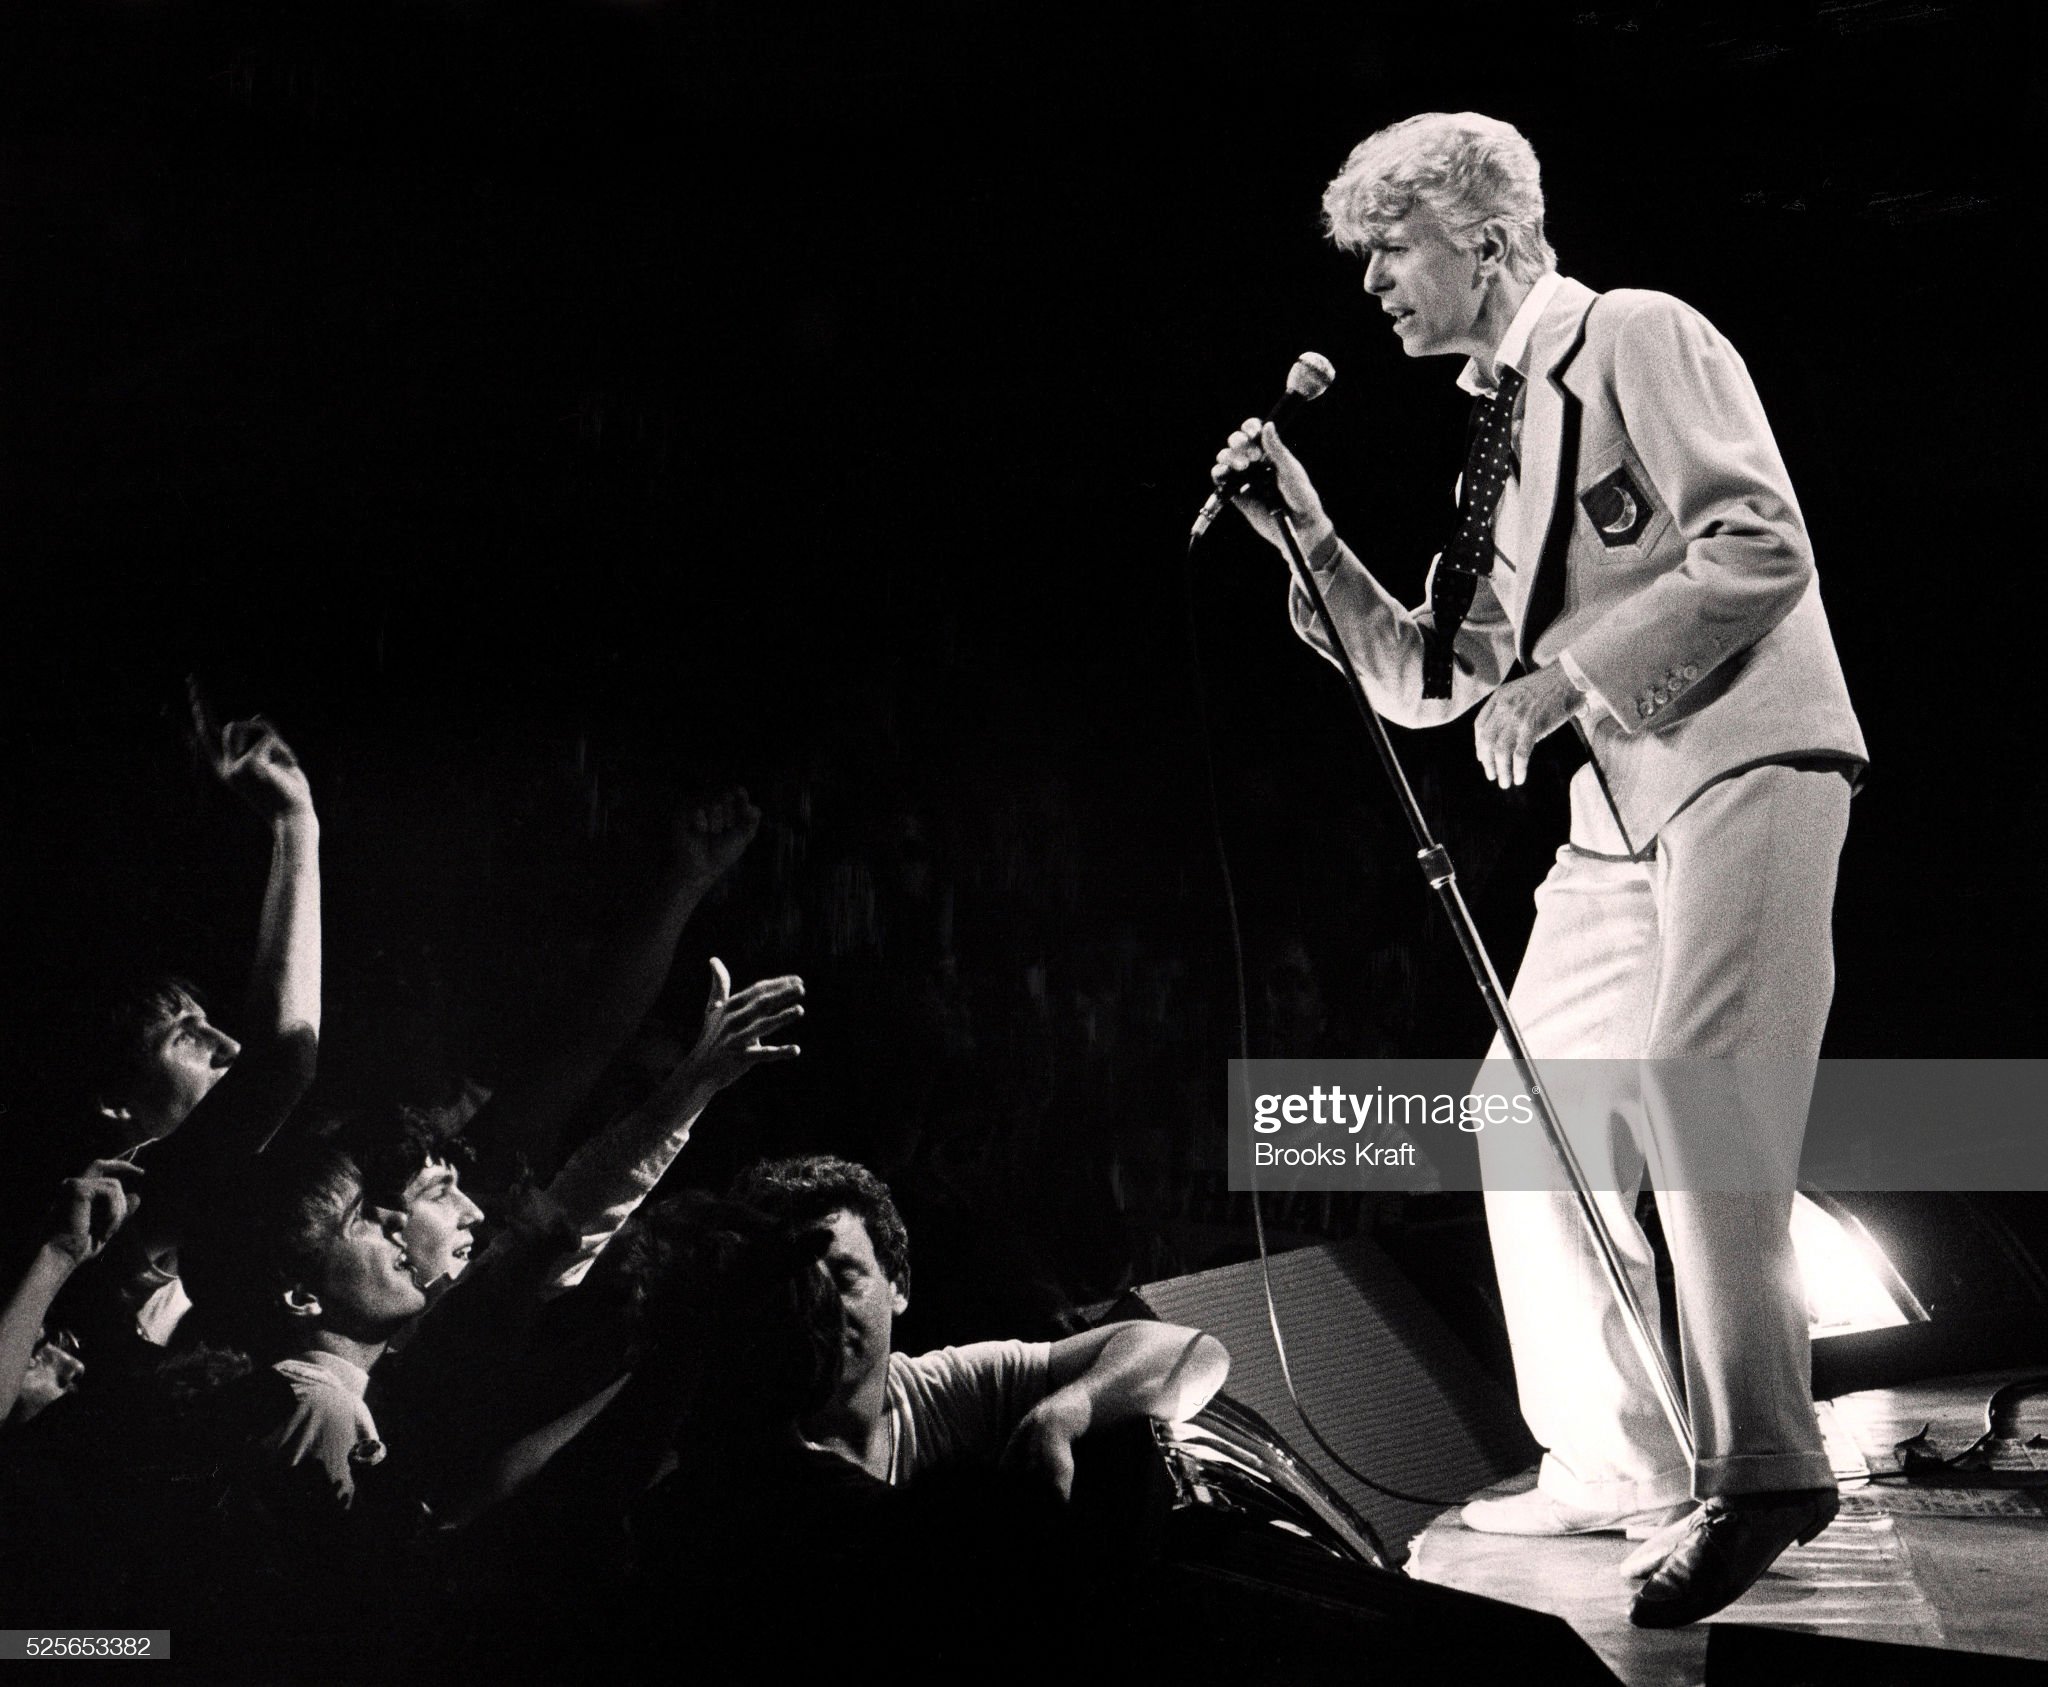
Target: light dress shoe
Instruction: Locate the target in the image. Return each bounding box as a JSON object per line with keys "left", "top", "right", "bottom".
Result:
{"left": 1627, "top": 1487, "right": 1840, "bottom": 1627}
{"left": 1460, "top": 1488, "right": 1694, "bottom": 1537}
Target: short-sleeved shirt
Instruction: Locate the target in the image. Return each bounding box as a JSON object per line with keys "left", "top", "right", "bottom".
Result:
{"left": 884, "top": 1339, "right": 1052, "bottom": 1485}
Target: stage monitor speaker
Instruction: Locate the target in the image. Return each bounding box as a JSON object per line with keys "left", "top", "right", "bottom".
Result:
{"left": 1134, "top": 1520, "right": 1624, "bottom": 1685}
{"left": 1116, "top": 1235, "right": 1537, "bottom": 1555}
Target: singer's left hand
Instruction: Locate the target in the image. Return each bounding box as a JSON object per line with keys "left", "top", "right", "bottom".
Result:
{"left": 1472, "top": 665, "right": 1582, "bottom": 789}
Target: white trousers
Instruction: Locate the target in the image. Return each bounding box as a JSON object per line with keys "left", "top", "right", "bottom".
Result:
{"left": 1474, "top": 759, "right": 1852, "bottom": 1508}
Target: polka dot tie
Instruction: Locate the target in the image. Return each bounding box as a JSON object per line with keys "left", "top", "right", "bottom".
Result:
{"left": 1424, "top": 365, "right": 1524, "bottom": 700}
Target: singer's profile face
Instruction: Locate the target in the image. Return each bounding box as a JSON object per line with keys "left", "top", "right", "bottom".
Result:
{"left": 1359, "top": 211, "right": 1485, "bottom": 360}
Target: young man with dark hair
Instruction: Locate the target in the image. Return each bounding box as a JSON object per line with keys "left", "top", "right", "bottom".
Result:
{"left": 338, "top": 1107, "right": 486, "bottom": 1296}
{"left": 58, "top": 715, "right": 323, "bottom": 1366}
{"left": 285, "top": 956, "right": 803, "bottom": 1524}
{"left": 181, "top": 1140, "right": 427, "bottom": 1511}
{"left": 177, "top": 942, "right": 802, "bottom": 1527}
{"left": 93, "top": 717, "right": 322, "bottom": 1163}
{"left": 338, "top": 788, "right": 773, "bottom": 1303}
{"left": 85, "top": 977, "right": 244, "bottom": 1143}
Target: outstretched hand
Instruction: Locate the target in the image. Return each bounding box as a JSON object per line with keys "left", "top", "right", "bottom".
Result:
{"left": 670, "top": 789, "right": 762, "bottom": 892}
{"left": 673, "top": 958, "right": 803, "bottom": 1103}
{"left": 44, "top": 1160, "right": 143, "bottom": 1268}
{"left": 1211, "top": 419, "right": 1333, "bottom": 556}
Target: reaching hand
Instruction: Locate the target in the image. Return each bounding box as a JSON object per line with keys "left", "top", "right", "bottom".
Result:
{"left": 44, "top": 1160, "right": 143, "bottom": 1268}
{"left": 674, "top": 958, "right": 803, "bottom": 1103}
{"left": 199, "top": 705, "right": 316, "bottom": 824}
{"left": 670, "top": 789, "right": 762, "bottom": 892}
{"left": 1211, "top": 419, "right": 1333, "bottom": 555}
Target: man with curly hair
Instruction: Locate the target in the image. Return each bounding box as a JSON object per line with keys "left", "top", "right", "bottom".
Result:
{"left": 729, "top": 1155, "right": 1228, "bottom": 1498}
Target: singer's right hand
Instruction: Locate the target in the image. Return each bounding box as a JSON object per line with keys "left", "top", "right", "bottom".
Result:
{"left": 1212, "top": 419, "right": 1334, "bottom": 557}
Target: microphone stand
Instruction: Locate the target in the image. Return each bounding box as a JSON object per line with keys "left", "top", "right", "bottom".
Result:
{"left": 1257, "top": 491, "right": 1696, "bottom": 1470}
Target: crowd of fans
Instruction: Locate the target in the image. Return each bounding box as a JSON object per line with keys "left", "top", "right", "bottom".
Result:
{"left": 0, "top": 710, "right": 1230, "bottom": 1679}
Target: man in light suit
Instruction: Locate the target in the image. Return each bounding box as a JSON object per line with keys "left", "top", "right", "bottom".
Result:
{"left": 1213, "top": 111, "right": 1866, "bottom": 1627}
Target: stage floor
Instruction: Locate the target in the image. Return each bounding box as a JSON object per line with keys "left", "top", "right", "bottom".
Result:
{"left": 1406, "top": 1369, "right": 2048, "bottom": 1686}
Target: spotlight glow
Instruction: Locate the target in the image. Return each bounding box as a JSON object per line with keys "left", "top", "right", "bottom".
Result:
{"left": 1791, "top": 1193, "right": 1912, "bottom": 1336}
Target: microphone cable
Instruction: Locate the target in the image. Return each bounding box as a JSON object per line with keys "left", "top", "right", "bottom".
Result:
{"left": 1180, "top": 517, "right": 1467, "bottom": 1517}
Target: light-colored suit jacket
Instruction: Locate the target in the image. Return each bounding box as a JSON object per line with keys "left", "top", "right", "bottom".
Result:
{"left": 1290, "top": 276, "right": 1867, "bottom": 846}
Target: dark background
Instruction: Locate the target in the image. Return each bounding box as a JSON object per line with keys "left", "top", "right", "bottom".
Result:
{"left": 3, "top": 1, "right": 2037, "bottom": 1315}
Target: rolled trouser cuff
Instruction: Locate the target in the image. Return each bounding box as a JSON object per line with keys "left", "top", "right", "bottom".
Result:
{"left": 1692, "top": 1450, "right": 1837, "bottom": 1500}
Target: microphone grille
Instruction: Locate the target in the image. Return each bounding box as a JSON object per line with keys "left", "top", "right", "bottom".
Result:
{"left": 1286, "top": 351, "right": 1336, "bottom": 401}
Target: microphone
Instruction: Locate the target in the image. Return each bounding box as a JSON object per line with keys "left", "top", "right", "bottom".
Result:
{"left": 1190, "top": 351, "right": 1336, "bottom": 541}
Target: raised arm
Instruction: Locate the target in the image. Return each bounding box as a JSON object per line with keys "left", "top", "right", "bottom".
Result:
{"left": 199, "top": 709, "right": 321, "bottom": 1047}
{"left": 531, "top": 956, "right": 803, "bottom": 1291}
{"left": 473, "top": 789, "right": 762, "bottom": 1179}
{"left": 128, "top": 704, "right": 324, "bottom": 1170}
{"left": 1000, "top": 1320, "right": 1230, "bottom": 1499}
{"left": 374, "top": 962, "right": 802, "bottom": 1482}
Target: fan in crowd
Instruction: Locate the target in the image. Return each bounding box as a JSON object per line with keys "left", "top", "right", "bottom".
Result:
{"left": 0, "top": 706, "right": 1235, "bottom": 1681}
